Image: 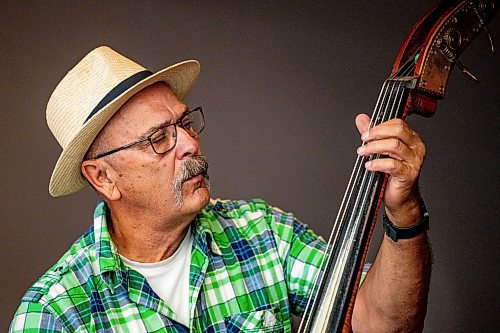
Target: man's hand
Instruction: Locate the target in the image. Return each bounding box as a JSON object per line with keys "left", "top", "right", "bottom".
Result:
{"left": 355, "top": 114, "right": 426, "bottom": 227}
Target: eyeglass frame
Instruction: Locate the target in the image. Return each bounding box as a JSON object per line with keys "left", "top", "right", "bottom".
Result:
{"left": 89, "top": 106, "right": 205, "bottom": 160}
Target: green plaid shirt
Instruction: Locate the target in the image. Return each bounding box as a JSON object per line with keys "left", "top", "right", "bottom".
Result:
{"left": 10, "top": 199, "right": 327, "bottom": 332}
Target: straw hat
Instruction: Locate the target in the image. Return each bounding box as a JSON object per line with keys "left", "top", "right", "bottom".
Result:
{"left": 46, "top": 46, "right": 200, "bottom": 197}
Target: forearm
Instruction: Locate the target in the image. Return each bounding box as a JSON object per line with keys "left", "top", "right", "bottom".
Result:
{"left": 352, "top": 230, "right": 432, "bottom": 332}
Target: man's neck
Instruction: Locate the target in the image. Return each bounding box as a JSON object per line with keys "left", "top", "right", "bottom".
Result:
{"left": 106, "top": 204, "right": 196, "bottom": 263}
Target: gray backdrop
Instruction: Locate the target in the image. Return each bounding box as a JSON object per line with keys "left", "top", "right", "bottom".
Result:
{"left": 1, "top": 1, "right": 499, "bottom": 332}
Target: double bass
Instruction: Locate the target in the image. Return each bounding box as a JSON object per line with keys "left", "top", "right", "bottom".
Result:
{"left": 297, "top": 1, "right": 497, "bottom": 332}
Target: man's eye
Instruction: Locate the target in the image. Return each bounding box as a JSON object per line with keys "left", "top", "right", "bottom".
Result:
{"left": 182, "top": 119, "right": 193, "bottom": 128}
{"left": 151, "top": 135, "right": 166, "bottom": 144}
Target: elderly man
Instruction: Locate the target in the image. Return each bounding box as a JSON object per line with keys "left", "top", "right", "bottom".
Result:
{"left": 10, "top": 46, "right": 431, "bottom": 332}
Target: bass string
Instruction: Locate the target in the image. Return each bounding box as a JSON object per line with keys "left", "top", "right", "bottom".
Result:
{"left": 298, "top": 53, "right": 417, "bottom": 332}
{"left": 296, "top": 79, "right": 395, "bottom": 331}
{"left": 329, "top": 81, "right": 407, "bottom": 295}
{"left": 318, "top": 76, "right": 409, "bottom": 327}
{"left": 351, "top": 69, "right": 413, "bottom": 223}
{"left": 295, "top": 89, "right": 393, "bottom": 331}
{"left": 346, "top": 58, "right": 416, "bottom": 246}
{"left": 347, "top": 82, "right": 407, "bottom": 249}
{"left": 356, "top": 54, "right": 418, "bottom": 200}
{"left": 350, "top": 81, "right": 404, "bottom": 223}
{"left": 297, "top": 80, "right": 398, "bottom": 332}
{"left": 337, "top": 49, "right": 418, "bottom": 262}
{"left": 339, "top": 58, "right": 416, "bottom": 292}
{"left": 297, "top": 81, "right": 399, "bottom": 332}
{"left": 326, "top": 48, "right": 419, "bottom": 264}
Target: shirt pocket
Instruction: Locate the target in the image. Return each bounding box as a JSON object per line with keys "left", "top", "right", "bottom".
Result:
{"left": 224, "top": 308, "right": 285, "bottom": 332}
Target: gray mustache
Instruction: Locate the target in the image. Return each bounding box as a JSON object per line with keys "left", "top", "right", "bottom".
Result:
{"left": 172, "top": 155, "right": 210, "bottom": 207}
{"left": 177, "top": 155, "right": 209, "bottom": 184}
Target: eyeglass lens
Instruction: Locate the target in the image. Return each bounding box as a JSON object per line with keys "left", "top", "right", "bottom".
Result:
{"left": 150, "top": 108, "right": 204, "bottom": 154}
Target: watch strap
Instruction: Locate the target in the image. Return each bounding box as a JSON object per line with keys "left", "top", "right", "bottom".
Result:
{"left": 383, "top": 198, "right": 429, "bottom": 242}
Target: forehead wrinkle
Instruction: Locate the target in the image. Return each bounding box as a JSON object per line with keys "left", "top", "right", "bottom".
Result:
{"left": 139, "top": 83, "right": 189, "bottom": 119}
{"left": 101, "top": 83, "right": 188, "bottom": 142}
{"left": 137, "top": 105, "right": 191, "bottom": 140}
{"left": 138, "top": 120, "right": 170, "bottom": 139}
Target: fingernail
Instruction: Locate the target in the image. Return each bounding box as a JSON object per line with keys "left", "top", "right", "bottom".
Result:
{"left": 361, "top": 132, "right": 369, "bottom": 140}
{"left": 357, "top": 146, "right": 365, "bottom": 155}
{"left": 365, "top": 161, "right": 372, "bottom": 168}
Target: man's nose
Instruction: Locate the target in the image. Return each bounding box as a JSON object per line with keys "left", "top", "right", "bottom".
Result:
{"left": 175, "top": 126, "right": 200, "bottom": 159}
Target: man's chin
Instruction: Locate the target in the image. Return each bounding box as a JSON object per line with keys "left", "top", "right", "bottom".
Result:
{"left": 179, "top": 176, "right": 210, "bottom": 204}
{"left": 178, "top": 187, "right": 210, "bottom": 213}
{"left": 193, "top": 182, "right": 210, "bottom": 203}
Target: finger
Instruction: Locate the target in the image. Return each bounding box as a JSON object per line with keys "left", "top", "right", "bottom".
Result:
{"left": 357, "top": 138, "right": 412, "bottom": 161}
{"left": 362, "top": 119, "right": 416, "bottom": 147}
{"left": 365, "top": 158, "right": 419, "bottom": 182}
{"left": 355, "top": 114, "right": 371, "bottom": 136}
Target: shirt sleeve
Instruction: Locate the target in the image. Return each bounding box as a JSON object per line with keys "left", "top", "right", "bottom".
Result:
{"left": 266, "top": 205, "right": 327, "bottom": 315}
{"left": 9, "top": 300, "right": 65, "bottom": 333}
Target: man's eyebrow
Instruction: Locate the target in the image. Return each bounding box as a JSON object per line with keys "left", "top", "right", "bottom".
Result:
{"left": 138, "top": 121, "right": 170, "bottom": 139}
{"left": 137, "top": 108, "right": 190, "bottom": 139}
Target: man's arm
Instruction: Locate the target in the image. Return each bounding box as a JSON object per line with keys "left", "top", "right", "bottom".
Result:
{"left": 352, "top": 223, "right": 432, "bottom": 332}
{"left": 351, "top": 114, "right": 432, "bottom": 333}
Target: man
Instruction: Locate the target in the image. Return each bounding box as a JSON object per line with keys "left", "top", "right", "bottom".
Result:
{"left": 10, "top": 46, "right": 431, "bottom": 332}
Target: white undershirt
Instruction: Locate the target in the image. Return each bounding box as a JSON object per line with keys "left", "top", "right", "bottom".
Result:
{"left": 120, "top": 228, "right": 193, "bottom": 327}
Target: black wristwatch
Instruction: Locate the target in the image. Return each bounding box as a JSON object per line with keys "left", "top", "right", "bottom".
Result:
{"left": 383, "top": 198, "right": 429, "bottom": 242}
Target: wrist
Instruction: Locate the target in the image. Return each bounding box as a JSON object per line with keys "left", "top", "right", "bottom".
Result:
{"left": 383, "top": 198, "right": 429, "bottom": 242}
{"left": 385, "top": 196, "right": 421, "bottom": 227}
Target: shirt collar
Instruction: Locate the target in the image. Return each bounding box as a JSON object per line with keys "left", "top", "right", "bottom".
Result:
{"left": 92, "top": 200, "right": 124, "bottom": 290}
{"left": 192, "top": 203, "right": 223, "bottom": 256}
{"left": 91, "top": 199, "right": 225, "bottom": 284}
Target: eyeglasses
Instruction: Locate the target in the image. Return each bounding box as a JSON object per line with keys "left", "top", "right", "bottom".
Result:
{"left": 91, "top": 106, "right": 205, "bottom": 159}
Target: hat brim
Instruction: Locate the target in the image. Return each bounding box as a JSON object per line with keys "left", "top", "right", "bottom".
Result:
{"left": 49, "top": 60, "right": 200, "bottom": 197}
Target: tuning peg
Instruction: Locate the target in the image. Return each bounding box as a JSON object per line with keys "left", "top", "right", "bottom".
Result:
{"left": 483, "top": 26, "right": 495, "bottom": 54}
{"left": 456, "top": 60, "right": 479, "bottom": 83}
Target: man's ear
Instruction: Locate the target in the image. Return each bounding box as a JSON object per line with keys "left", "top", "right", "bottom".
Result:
{"left": 81, "top": 160, "right": 121, "bottom": 201}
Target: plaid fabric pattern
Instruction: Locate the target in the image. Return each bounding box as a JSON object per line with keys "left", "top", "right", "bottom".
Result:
{"left": 10, "top": 199, "right": 327, "bottom": 332}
